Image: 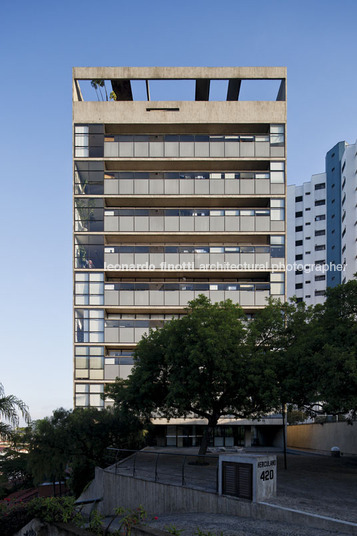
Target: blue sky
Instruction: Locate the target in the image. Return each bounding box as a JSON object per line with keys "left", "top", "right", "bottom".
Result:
{"left": 1, "top": 0, "right": 357, "bottom": 420}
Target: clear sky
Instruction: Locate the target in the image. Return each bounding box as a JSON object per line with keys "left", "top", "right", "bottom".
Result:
{"left": 1, "top": 0, "right": 357, "bottom": 421}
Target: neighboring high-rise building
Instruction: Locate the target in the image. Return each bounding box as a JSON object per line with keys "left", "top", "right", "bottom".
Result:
{"left": 287, "top": 173, "right": 328, "bottom": 305}
{"left": 73, "top": 67, "right": 287, "bottom": 447}
{"left": 341, "top": 140, "right": 357, "bottom": 283}
{"left": 287, "top": 140, "right": 357, "bottom": 304}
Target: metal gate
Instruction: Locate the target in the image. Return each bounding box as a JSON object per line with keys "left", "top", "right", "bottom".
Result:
{"left": 222, "top": 461, "right": 253, "bottom": 500}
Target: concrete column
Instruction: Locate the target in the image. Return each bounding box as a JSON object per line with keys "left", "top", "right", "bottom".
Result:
{"left": 244, "top": 426, "right": 252, "bottom": 447}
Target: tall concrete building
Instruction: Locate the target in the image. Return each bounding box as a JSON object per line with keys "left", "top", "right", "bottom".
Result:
{"left": 287, "top": 140, "right": 357, "bottom": 305}
{"left": 73, "top": 67, "right": 287, "bottom": 447}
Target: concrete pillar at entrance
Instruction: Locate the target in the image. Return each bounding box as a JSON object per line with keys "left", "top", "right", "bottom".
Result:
{"left": 244, "top": 426, "right": 252, "bottom": 447}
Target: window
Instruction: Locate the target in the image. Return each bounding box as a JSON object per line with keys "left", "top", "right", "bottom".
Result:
{"left": 295, "top": 196, "right": 303, "bottom": 203}
{"left": 315, "top": 214, "right": 326, "bottom": 221}
{"left": 295, "top": 283, "right": 303, "bottom": 289}
{"left": 295, "top": 270, "right": 303, "bottom": 275}
{"left": 315, "top": 230, "right": 326, "bottom": 237}
{"left": 295, "top": 240, "right": 303, "bottom": 246}
{"left": 295, "top": 211, "right": 303, "bottom": 218}
{"left": 305, "top": 192, "right": 311, "bottom": 195}
{"left": 305, "top": 208, "right": 311, "bottom": 211}
{"left": 296, "top": 297, "right": 303, "bottom": 303}
{"left": 315, "top": 290, "right": 325, "bottom": 296}
{"left": 342, "top": 210, "right": 346, "bottom": 222}
{"left": 342, "top": 194, "right": 346, "bottom": 206}
{"left": 305, "top": 222, "right": 311, "bottom": 226}
{"left": 295, "top": 225, "right": 303, "bottom": 232}
{"left": 315, "top": 199, "right": 325, "bottom": 206}
{"left": 295, "top": 254, "right": 303, "bottom": 260}
{"left": 315, "top": 245, "right": 326, "bottom": 251}
{"left": 342, "top": 177, "right": 346, "bottom": 189}
{"left": 342, "top": 245, "right": 346, "bottom": 254}
{"left": 315, "top": 260, "right": 325, "bottom": 265}
{"left": 315, "top": 183, "right": 325, "bottom": 190}
{"left": 305, "top": 251, "right": 311, "bottom": 254}
{"left": 315, "top": 275, "right": 326, "bottom": 282}
{"left": 342, "top": 227, "right": 346, "bottom": 238}
{"left": 342, "top": 161, "right": 346, "bottom": 172}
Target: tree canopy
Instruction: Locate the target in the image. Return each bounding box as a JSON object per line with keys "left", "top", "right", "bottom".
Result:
{"left": 106, "top": 284, "right": 357, "bottom": 454}
{"left": 105, "top": 296, "right": 281, "bottom": 454}
{"left": 26, "top": 406, "right": 145, "bottom": 496}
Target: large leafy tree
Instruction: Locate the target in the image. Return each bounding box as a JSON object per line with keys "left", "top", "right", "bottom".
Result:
{"left": 106, "top": 296, "right": 280, "bottom": 455}
{"left": 314, "top": 279, "right": 357, "bottom": 418}
{"left": 27, "top": 406, "right": 145, "bottom": 496}
{"left": 0, "top": 383, "right": 30, "bottom": 439}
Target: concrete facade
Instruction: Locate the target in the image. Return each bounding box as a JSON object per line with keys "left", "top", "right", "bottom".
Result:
{"left": 72, "top": 67, "right": 286, "bottom": 445}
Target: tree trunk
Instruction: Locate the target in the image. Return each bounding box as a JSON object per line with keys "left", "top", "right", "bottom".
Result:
{"left": 198, "top": 416, "right": 218, "bottom": 457}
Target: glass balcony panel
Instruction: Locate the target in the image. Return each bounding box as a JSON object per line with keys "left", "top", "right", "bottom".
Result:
{"left": 210, "top": 138, "right": 225, "bottom": 157}
{"left": 134, "top": 137, "right": 149, "bottom": 157}
{"left": 119, "top": 365, "right": 133, "bottom": 380}
{"left": 255, "top": 216, "right": 270, "bottom": 232}
{"left": 150, "top": 217, "right": 164, "bottom": 232}
{"left": 165, "top": 136, "right": 180, "bottom": 157}
{"left": 150, "top": 180, "right": 164, "bottom": 195}
{"left": 195, "top": 136, "right": 210, "bottom": 157}
{"left": 255, "top": 179, "right": 270, "bottom": 194}
{"left": 240, "top": 140, "right": 254, "bottom": 157}
{"left": 134, "top": 180, "right": 149, "bottom": 194}
{"left": 210, "top": 180, "right": 225, "bottom": 195}
{"left": 225, "top": 137, "right": 240, "bottom": 157}
{"left": 240, "top": 179, "right": 255, "bottom": 195}
{"left": 195, "top": 217, "right": 209, "bottom": 232}
{"left": 180, "top": 217, "right": 194, "bottom": 232}
{"left": 180, "top": 137, "right": 194, "bottom": 157}
{"left": 165, "top": 180, "right": 179, "bottom": 194}
{"left": 225, "top": 217, "right": 240, "bottom": 231}
{"left": 135, "top": 291, "right": 149, "bottom": 306}
{"left": 119, "top": 217, "right": 134, "bottom": 231}
{"left": 104, "top": 142, "right": 119, "bottom": 157}
{"left": 104, "top": 179, "right": 119, "bottom": 195}
{"left": 180, "top": 181, "right": 194, "bottom": 194}
{"left": 149, "top": 137, "right": 164, "bottom": 157}
{"left": 255, "top": 141, "right": 270, "bottom": 157}
{"left": 150, "top": 291, "right": 164, "bottom": 305}
{"left": 135, "top": 216, "right": 149, "bottom": 232}
{"left": 180, "top": 291, "right": 194, "bottom": 305}
{"left": 240, "top": 216, "right": 255, "bottom": 232}
{"left": 119, "top": 328, "right": 134, "bottom": 342}
{"left": 119, "top": 291, "right": 134, "bottom": 305}
{"left": 195, "top": 180, "right": 209, "bottom": 195}
{"left": 119, "top": 253, "right": 134, "bottom": 265}
{"left": 225, "top": 181, "right": 240, "bottom": 194}
{"left": 118, "top": 136, "right": 133, "bottom": 157}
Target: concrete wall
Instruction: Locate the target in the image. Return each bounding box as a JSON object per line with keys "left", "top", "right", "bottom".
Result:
{"left": 287, "top": 422, "right": 357, "bottom": 455}
{"left": 78, "top": 468, "right": 357, "bottom": 534}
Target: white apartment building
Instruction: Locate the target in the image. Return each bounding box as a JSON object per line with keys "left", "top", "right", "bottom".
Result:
{"left": 287, "top": 174, "right": 327, "bottom": 305}
{"left": 288, "top": 140, "right": 357, "bottom": 304}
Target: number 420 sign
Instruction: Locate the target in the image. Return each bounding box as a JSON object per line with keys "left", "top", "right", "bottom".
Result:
{"left": 258, "top": 459, "right": 276, "bottom": 482}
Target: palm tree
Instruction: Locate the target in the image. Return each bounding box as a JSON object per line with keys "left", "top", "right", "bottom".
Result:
{"left": 0, "top": 383, "right": 31, "bottom": 439}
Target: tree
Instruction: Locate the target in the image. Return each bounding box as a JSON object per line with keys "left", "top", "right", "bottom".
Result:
{"left": 0, "top": 383, "right": 30, "bottom": 440}
{"left": 314, "top": 279, "right": 357, "bottom": 419}
{"left": 105, "top": 296, "right": 280, "bottom": 455}
{"left": 27, "top": 406, "right": 145, "bottom": 496}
